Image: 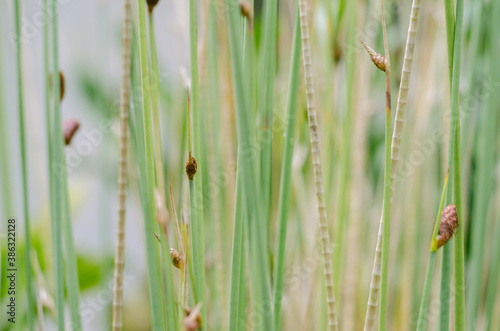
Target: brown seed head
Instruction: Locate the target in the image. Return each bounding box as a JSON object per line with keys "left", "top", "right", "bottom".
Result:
{"left": 239, "top": 1, "right": 253, "bottom": 31}
{"left": 147, "top": 0, "right": 159, "bottom": 13}
{"left": 437, "top": 204, "right": 459, "bottom": 248}
{"left": 50, "top": 71, "right": 66, "bottom": 101}
{"left": 63, "top": 119, "right": 80, "bottom": 145}
{"left": 185, "top": 156, "right": 197, "bottom": 180}
{"left": 170, "top": 247, "right": 184, "bottom": 269}
{"left": 184, "top": 303, "right": 202, "bottom": 331}
{"left": 360, "top": 40, "right": 386, "bottom": 72}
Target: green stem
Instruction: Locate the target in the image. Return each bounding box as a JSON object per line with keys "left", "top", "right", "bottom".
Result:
{"left": 225, "top": 1, "right": 273, "bottom": 330}
{"left": 188, "top": 0, "right": 207, "bottom": 324}
{"left": 148, "top": 12, "right": 166, "bottom": 198}
{"left": 50, "top": 0, "right": 66, "bottom": 328}
{"left": 136, "top": 0, "right": 166, "bottom": 328}
{"left": 273, "top": 5, "right": 301, "bottom": 330}
{"left": 14, "top": 0, "right": 35, "bottom": 328}
{"left": 258, "top": 0, "right": 278, "bottom": 239}
{"left": 228, "top": 162, "right": 245, "bottom": 331}
{"left": 378, "top": 0, "right": 392, "bottom": 328}
{"left": 62, "top": 177, "right": 82, "bottom": 330}
{"left": 417, "top": 173, "right": 449, "bottom": 331}
{"left": 439, "top": 0, "right": 455, "bottom": 328}
{"left": 445, "top": 0, "right": 465, "bottom": 327}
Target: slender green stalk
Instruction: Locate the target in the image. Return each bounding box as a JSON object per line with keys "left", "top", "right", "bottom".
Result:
{"left": 136, "top": 0, "right": 167, "bottom": 328}
{"left": 439, "top": 1, "right": 455, "bottom": 328}
{"left": 378, "top": 1, "right": 392, "bottom": 329}
{"left": 484, "top": 4, "right": 500, "bottom": 329}
{"left": 333, "top": 0, "right": 355, "bottom": 289}
{"left": 14, "top": 0, "right": 35, "bottom": 328}
{"left": 112, "top": 0, "right": 132, "bottom": 328}
{"left": 364, "top": 1, "right": 422, "bottom": 328}
{"left": 61, "top": 176, "right": 82, "bottom": 330}
{"left": 148, "top": 11, "right": 166, "bottom": 198}
{"left": 273, "top": 6, "right": 301, "bottom": 329}
{"left": 186, "top": 90, "right": 206, "bottom": 330}
{"left": 225, "top": 1, "right": 273, "bottom": 330}
{"left": 228, "top": 162, "right": 245, "bottom": 331}
{"left": 188, "top": 0, "right": 207, "bottom": 325}
{"left": 416, "top": 173, "right": 449, "bottom": 331}
{"left": 258, "top": 0, "right": 278, "bottom": 235}
{"left": 444, "top": 0, "right": 466, "bottom": 328}
{"left": 298, "top": 0, "right": 338, "bottom": 327}
{"left": 485, "top": 205, "right": 500, "bottom": 330}
{"left": 50, "top": 0, "right": 66, "bottom": 328}
{"left": 467, "top": 1, "right": 497, "bottom": 328}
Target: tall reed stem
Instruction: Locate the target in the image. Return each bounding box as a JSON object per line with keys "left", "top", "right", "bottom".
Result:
{"left": 298, "top": 0, "right": 338, "bottom": 328}
{"left": 444, "top": 0, "right": 466, "bottom": 328}
{"left": 50, "top": 0, "right": 66, "bottom": 328}
{"left": 136, "top": 0, "right": 166, "bottom": 328}
{"left": 273, "top": 5, "right": 301, "bottom": 329}
{"left": 225, "top": 1, "right": 273, "bottom": 330}
{"left": 378, "top": 1, "right": 391, "bottom": 329}
{"left": 112, "top": 0, "right": 132, "bottom": 328}
{"left": 188, "top": 0, "right": 207, "bottom": 325}
{"left": 14, "top": 0, "right": 35, "bottom": 328}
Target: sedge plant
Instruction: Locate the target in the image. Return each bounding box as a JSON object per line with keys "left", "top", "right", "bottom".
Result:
{"left": 298, "top": 0, "right": 339, "bottom": 327}
{"left": 111, "top": 0, "right": 132, "bottom": 328}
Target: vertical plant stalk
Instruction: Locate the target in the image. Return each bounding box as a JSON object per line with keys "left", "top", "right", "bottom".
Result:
{"left": 112, "top": 0, "right": 132, "bottom": 328}
{"left": 148, "top": 10, "right": 166, "bottom": 198}
{"left": 378, "top": 0, "right": 392, "bottom": 329}
{"left": 62, "top": 174, "right": 83, "bottom": 330}
{"left": 273, "top": 5, "right": 301, "bottom": 329}
{"left": 447, "top": 0, "right": 465, "bottom": 328}
{"left": 136, "top": 0, "right": 167, "bottom": 328}
{"left": 168, "top": 175, "right": 187, "bottom": 307}
{"left": 225, "top": 1, "right": 273, "bottom": 330}
{"left": 50, "top": 0, "right": 66, "bottom": 328}
{"left": 416, "top": 172, "right": 449, "bottom": 331}
{"left": 258, "top": 0, "right": 278, "bottom": 233}
{"left": 188, "top": 0, "right": 207, "bottom": 325}
{"left": 363, "top": 0, "right": 421, "bottom": 329}
{"left": 228, "top": 160, "right": 244, "bottom": 331}
{"left": 298, "top": 0, "right": 338, "bottom": 328}
{"left": 14, "top": 0, "right": 35, "bottom": 328}
{"left": 186, "top": 90, "right": 206, "bottom": 330}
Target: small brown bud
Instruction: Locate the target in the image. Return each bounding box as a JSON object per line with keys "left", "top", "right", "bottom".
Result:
{"left": 63, "top": 119, "right": 80, "bottom": 145}
{"left": 184, "top": 303, "right": 202, "bottom": 331}
{"left": 146, "top": 0, "right": 159, "bottom": 13}
{"left": 50, "top": 71, "right": 65, "bottom": 101}
{"left": 170, "top": 247, "right": 184, "bottom": 269}
{"left": 239, "top": 1, "right": 253, "bottom": 31}
{"left": 185, "top": 156, "right": 197, "bottom": 180}
{"left": 437, "top": 204, "right": 459, "bottom": 248}
{"left": 154, "top": 232, "right": 161, "bottom": 242}
{"left": 360, "top": 40, "right": 386, "bottom": 72}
